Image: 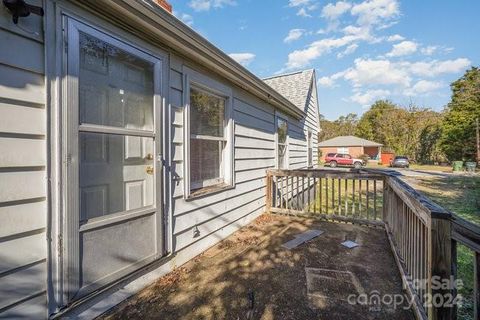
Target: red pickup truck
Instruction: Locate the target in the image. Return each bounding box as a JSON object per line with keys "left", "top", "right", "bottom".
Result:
{"left": 324, "top": 153, "right": 364, "bottom": 169}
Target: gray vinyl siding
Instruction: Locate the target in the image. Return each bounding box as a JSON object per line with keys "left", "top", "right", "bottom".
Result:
{"left": 306, "top": 83, "right": 320, "bottom": 165}
{"left": 169, "top": 77, "right": 276, "bottom": 252}
{"left": 0, "top": 0, "right": 48, "bottom": 318}
{"left": 167, "top": 61, "right": 319, "bottom": 253}
{"left": 287, "top": 80, "right": 320, "bottom": 170}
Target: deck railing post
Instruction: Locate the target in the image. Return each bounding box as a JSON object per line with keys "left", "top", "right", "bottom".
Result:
{"left": 382, "top": 177, "right": 389, "bottom": 223}
{"left": 265, "top": 172, "right": 273, "bottom": 213}
{"left": 427, "top": 214, "right": 453, "bottom": 320}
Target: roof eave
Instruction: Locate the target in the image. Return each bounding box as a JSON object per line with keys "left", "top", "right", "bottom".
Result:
{"left": 79, "top": 0, "right": 304, "bottom": 119}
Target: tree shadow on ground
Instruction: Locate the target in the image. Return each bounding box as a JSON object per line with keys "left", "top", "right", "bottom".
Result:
{"left": 100, "top": 214, "right": 414, "bottom": 320}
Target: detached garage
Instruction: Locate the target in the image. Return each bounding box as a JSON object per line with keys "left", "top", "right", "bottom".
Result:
{"left": 318, "top": 135, "right": 382, "bottom": 161}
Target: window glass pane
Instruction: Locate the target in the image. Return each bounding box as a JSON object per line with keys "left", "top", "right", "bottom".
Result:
{"left": 190, "top": 88, "right": 225, "bottom": 137}
{"left": 278, "top": 144, "right": 287, "bottom": 169}
{"left": 277, "top": 118, "right": 287, "bottom": 144}
{"left": 190, "top": 139, "right": 223, "bottom": 188}
{"left": 79, "top": 32, "right": 154, "bottom": 131}
{"left": 79, "top": 132, "right": 154, "bottom": 222}
{"left": 307, "top": 131, "right": 312, "bottom": 166}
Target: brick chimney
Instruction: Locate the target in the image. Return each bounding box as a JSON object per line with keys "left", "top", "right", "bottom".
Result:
{"left": 153, "top": 0, "right": 172, "bottom": 13}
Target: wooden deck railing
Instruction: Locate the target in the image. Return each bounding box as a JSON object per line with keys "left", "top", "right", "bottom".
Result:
{"left": 451, "top": 215, "right": 480, "bottom": 320}
{"left": 265, "top": 168, "right": 480, "bottom": 320}
{"left": 266, "top": 169, "right": 384, "bottom": 226}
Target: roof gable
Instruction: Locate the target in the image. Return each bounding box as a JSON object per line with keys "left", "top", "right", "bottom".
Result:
{"left": 263, "top": 69, "right": 314, "bottom": 112}
{"left": 318, "top": 136, "right": 383, "bottom": 147}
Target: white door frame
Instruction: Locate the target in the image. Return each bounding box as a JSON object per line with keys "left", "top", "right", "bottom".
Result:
{"left": 61, "top": 16, "right": 165, "bottom": 304}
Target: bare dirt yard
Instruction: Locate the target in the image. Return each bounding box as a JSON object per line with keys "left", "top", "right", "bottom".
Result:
{"left": 100, "top": 214, "right": 414, "bottom": 320}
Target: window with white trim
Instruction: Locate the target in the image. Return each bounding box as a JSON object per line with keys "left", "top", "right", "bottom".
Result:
{"left": 337, "top": 147, "right": 349, "bottom": 154}
{"left": 307, "top": 130, "right": 313, "bottom": 167}
{"left": 276, "top": 117, "right": 288, "bottom": 169}
{"left": 185, "top": 73, "right": 234, "bottom": 197}
{"left": 190, "top": 87, "right": 226, "bottom": 189}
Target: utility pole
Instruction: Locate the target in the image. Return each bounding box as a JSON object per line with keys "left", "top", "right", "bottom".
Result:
{"left": 477, "top": 117, "right": 480, "bottom": 165}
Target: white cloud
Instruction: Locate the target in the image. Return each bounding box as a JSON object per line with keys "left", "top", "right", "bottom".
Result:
{"left": 337, "top": 43, "right": 358, "bottom": 58}
{"left": 296, "top": 7, "right": 312, "bottom": 17}
{"left": 284, "top": 30, "right": 374, "bottom": 70}
{"left": 284, "top": 29, "right": 305, "bottom": 43}
{"left": 351, "top": 89, "right": 390, "bottom": 106}
{"left": 285, "top": 37, "right": 349, "bottom": 69}
{"left": 188, "top": 0, "right": 236, "bottom": 12}
{"left": 289, "top": 0, "right": 318, "bottom": 17}
{"left": 407, "top": 58, "right": 471, "bottom": 77}
{"left": 342, "top": 25, "right": 377, "bottom": 41}
{"left": 387, "top": 34, "right": 404, "bottom": 42}
{"left": 289, "top": 0, "right": 312, "bottom": 7}
{"left": 321, "top": 1, "right": 352, "bottom": 20}
{"left": 317, "top": 20, "right": 341, "bottom": 34}
{"left": 404, "top": 80, "right": 443, "bottom": 96}
{"left": 421, "top": 45, "right": 437, "bottom": 56}
{"left": 344, "top": 58, "right": 411, "bottom": 87}
{"left": 351, "top": 0, "right": 400, "bottom": 27}
{"left": 386, "top": 40, "right": 418, "bottom": 57}
{"left": 319, "top": 57, "right": 470, "bottom": 98}
{"left": 432, "top": 58, "right": 470, "bottom": 74}
{"left": 173, "top": 11, "right": 194, "bottom": 26}
{"left": 317, "top": 71, "right": 346, "bottom": 87}
{"left": 318, "top": 76, "right": 335, "bottom": 87}
{"left": 180, "top": 13, "right": 194, "bottom": 26}
{"left": 228, "top": 53, "right": 256, "bottom": 66}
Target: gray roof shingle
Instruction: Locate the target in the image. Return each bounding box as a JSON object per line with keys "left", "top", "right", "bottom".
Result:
{"left": 263, "top": 69, "right": 314, "bottom": 112}
{"left": 318, "top": 136, "right": 383, "bottom": 147}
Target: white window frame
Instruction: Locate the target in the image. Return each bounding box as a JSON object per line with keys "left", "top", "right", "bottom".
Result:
{"left": 337, "top": 147, "right": 349, "bottom": 154}
{"left": 275, "top": 112, "right": 289, "bottom": 170}
{"left": 307, "top": 130, "right": 313, "bottom": 167}
{"left": 184, "top": 67, "right": 234, "bottom": 198}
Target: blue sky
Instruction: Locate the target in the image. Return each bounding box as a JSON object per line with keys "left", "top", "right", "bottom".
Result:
{"left": 170, "top": 0, "right": 480, "bottom": 120}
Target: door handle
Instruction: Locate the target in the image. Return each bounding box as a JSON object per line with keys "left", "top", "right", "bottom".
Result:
{"left": 145, "top": 153, "right": 154, "bottom": 160}
{"left": 146, "top": 166, "right": 154, "bottom": 175}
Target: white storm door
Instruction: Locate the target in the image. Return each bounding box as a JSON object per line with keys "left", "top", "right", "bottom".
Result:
{"left": 64, "top": 18, "right": 163, "bottom": 303}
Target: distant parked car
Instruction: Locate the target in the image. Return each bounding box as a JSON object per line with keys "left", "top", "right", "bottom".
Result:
{"left": 390, "top": 156, "right": 410, "bottom": 168}
{"left": 324, "top": 153, "right": 364, "bottom": 169}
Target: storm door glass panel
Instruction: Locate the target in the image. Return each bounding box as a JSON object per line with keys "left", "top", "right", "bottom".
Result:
{"left": 79, "top": 32, "right": 154, "bottom": 131}
{"left": 79, "top": 132, "right": 154, "bottom": 222}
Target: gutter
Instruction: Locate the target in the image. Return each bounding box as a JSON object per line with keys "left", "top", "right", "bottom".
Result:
{"left": 80, "top": 0, "right": 304, "bottom": 119}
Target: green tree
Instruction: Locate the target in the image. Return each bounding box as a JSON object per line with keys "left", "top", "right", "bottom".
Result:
{"left": 418, "top": 116, "right": 445, "bottom": 164}
{"left": 440, "top": 67, "right": 480, "bottom": 161}
{"left": 377, "top": 107, "right": 410, "bottom": 155}
{"left": 356, "top": 100, "right": 444, "bottom": 162}
{"left": 355, "top": 100, "right": 396, "bottom": 142}
{"left": 319, "top": 113, "right": 358, "bottom": 141}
